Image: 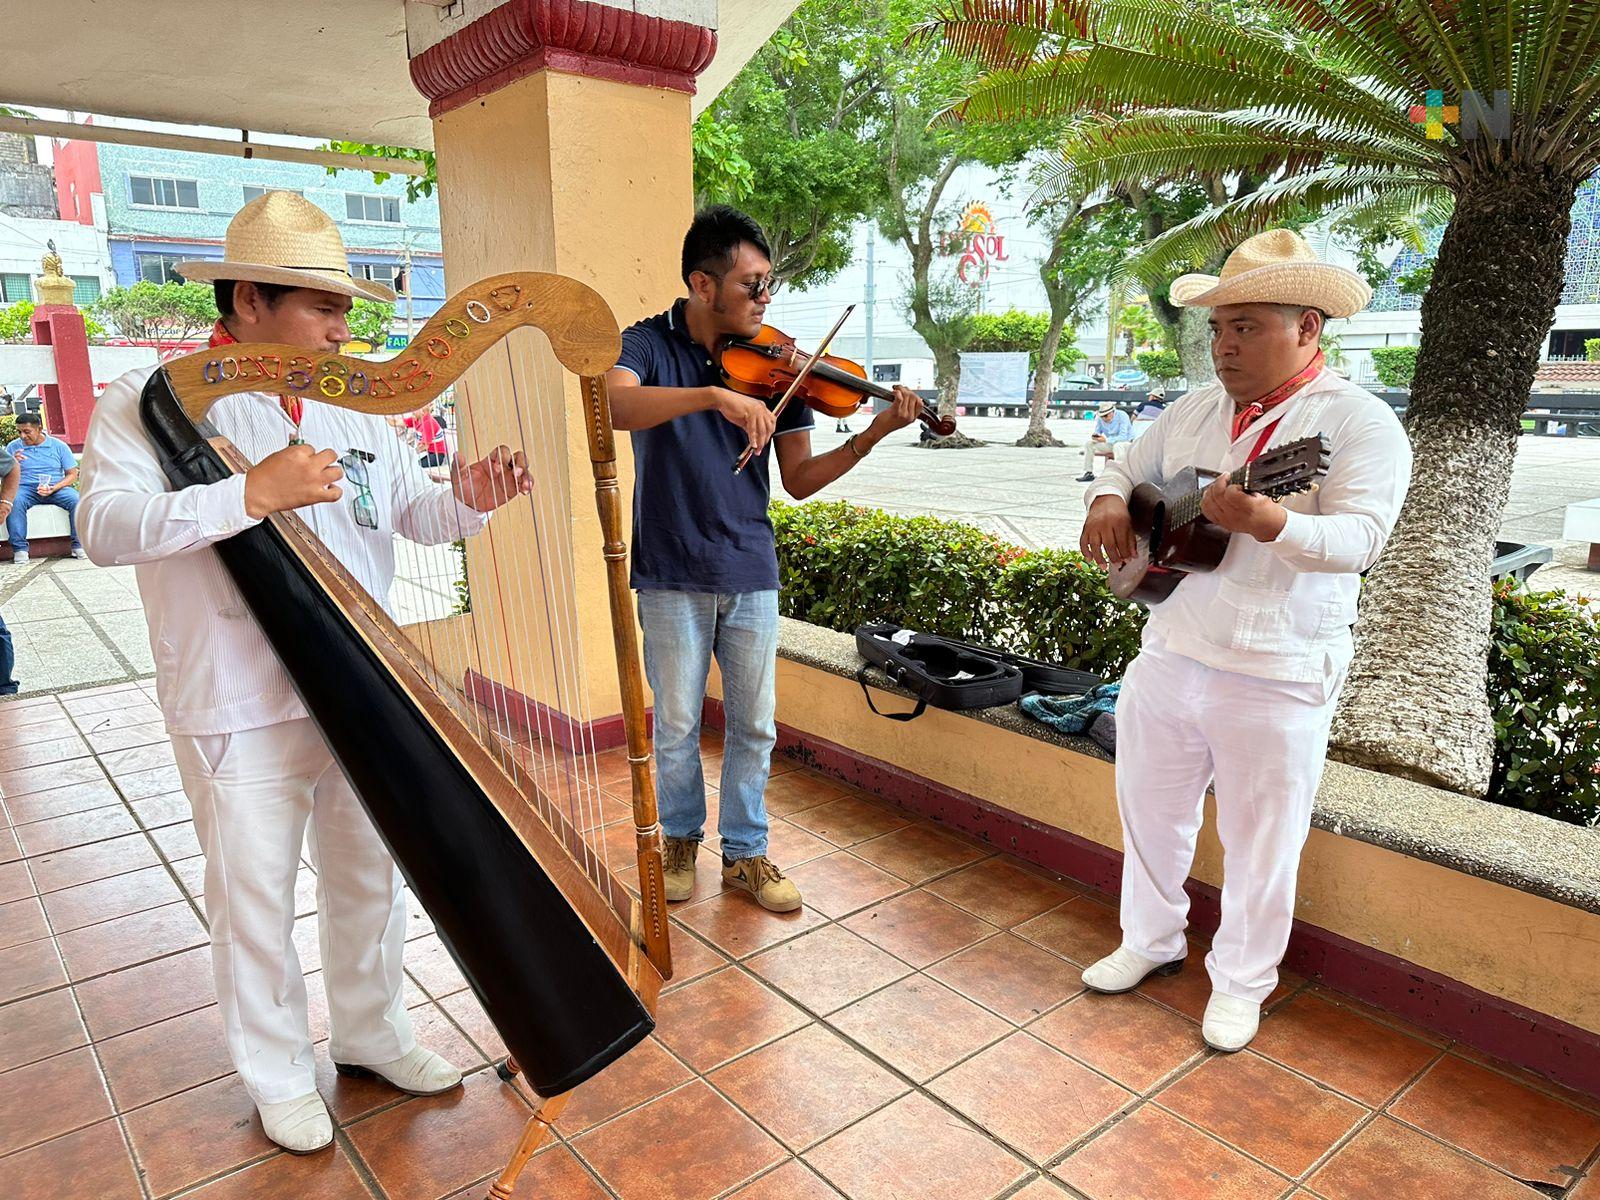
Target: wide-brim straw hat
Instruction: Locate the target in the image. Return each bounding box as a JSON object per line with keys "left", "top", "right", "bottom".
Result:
{"left": 177, "top": 191, "right": 397, "bottom": 303}
{"left": 1169, "top": 229, "right": 1370, "bottom": 319}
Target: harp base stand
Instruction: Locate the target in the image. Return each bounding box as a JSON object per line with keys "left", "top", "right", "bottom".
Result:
{"left": 486, "top": 1058, "right": 569, "bottom": 1200}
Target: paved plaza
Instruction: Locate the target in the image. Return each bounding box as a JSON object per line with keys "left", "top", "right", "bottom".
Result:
{"left": 4, "top": 697, "right": 1600, "bottom": 1200}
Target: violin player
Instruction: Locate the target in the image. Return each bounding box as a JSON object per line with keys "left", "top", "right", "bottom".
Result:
{"left": 604, "top": 206, "right": 924, "bottom": 912}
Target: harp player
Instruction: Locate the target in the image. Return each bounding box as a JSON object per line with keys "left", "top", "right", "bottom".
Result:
{"left": 76, "top": 193, "right": 531, "bottom": 1155}
{"left": 605, "top": 206, "right": 924, "bottom": 913}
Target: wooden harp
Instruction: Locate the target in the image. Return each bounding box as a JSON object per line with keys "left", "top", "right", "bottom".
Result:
{"left": 138, "top": 272, "right": 670, "bottom": 1192}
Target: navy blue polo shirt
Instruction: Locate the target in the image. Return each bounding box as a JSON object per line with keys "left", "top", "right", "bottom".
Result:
{"left": 616, "top": 300, "right": 813, "bottom": 593}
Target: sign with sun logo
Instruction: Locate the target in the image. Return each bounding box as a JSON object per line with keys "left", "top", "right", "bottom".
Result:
{"left": 938, "top": 202, "right": 1010, "bottom": 286}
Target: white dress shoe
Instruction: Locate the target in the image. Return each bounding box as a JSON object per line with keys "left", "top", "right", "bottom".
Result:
{"left": 1202, "top": 992, "right": 1262, "bottom": 1051}
{"left": 1081, "top": 945, "right": 1184, "bottom": 994}
{"left": 257, "top": 1092, "right": 333, "bottom": 1155}
{"left": 335, "top": 1045, "right": 463, "bottom": 1096}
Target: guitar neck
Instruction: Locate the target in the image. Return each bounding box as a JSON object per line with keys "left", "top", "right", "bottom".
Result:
{"left": 1168, "top": 460, "right": 1258, "bottom": 529}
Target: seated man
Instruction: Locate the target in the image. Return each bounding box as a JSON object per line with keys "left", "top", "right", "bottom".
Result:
{"left": 1077, "top": 400, "right": 1134, "bottom": 482}
{"left": 1134, "top": 386, "right": 1168, "bottom": 425}
{"left": 5, "top": 413, "right": 86, "bottom": 563}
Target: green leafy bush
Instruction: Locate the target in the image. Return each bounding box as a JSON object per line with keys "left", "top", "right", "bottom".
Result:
{"left": 1585, "top": 337, "right": 1600, "bottom": 362}
{"left": 1488, "top": 581, "right": 1599, "bottom": 825}
{"left": 1136, "top": 349, "right": 1182, "bottom": 385}
{"left": 1369, "top": 345, "right": 1420, "bottom": 389}
{"left": 0, "top": 414, "right": 17, "bottom": 445}
{"left": 772, "top": 501, "right": 1146, "bottom": 677}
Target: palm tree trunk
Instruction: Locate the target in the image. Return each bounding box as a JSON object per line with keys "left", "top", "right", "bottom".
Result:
{"left": 1177, "top": 306, "right": 1215, "bottom": 386}
{"left": 1330, "top": 165, "right": 1578, "bottom": 797}
{"left": 1018, "top": 315, "right": 1067, "bottom": 447}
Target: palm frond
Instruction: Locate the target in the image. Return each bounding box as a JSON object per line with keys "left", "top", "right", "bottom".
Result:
{"left": 943, "top": 40, "right": 1427, "bottom": 154}
{"left": 918, "top": 1, "right": 1083, "bottom": 72}
{"left": 1115, "top": 169, "right": 1446, "bottom": 282}
{"left": 1031, "top": 109, "right": 1438, "bottom": 203}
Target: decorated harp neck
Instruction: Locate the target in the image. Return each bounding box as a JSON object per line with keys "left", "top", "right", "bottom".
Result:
{"left": 163, "top": 271, "right": 623, "bottom": 423}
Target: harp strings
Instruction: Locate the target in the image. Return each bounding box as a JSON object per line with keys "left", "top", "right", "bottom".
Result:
{"left": 502, "top": 335, "right": 616, "bottom": 882}
{"left": 457, "top": 332, "right": 616, "bottom": 890}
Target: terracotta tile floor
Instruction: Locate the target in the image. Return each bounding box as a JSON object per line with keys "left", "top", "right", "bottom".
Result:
{"left": 3, "top": 680, "right": 1600, "bottom": 1199}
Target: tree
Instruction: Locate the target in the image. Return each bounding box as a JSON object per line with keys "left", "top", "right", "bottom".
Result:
{"left": 1012, "top": 194, "right": 1142, "bottom": 446}
{"left": 692, "top": 2, "right": 898, "bottom": 289}
{"left": 1118, "top": 301, "right": 1164, "bottom": 356}
{"left": 967, "top": 309, "right": 1084, "bottom": 435}
{"left": 0, "top": 301, "right": 105, "bottom": 342}
{"left": 931, "top": 0, "right": 1600, "bottom": 798}
{"left": 968, "top": 309, "right": 1083, "bottom": 374}
{"left": 319, "top": 145, "right": 436, "bottom": 202}
{"left": 95, "top": 282, "right": 217, "bottom": 358}
{"left": 347, "top": 299, "right": 396, "bottom": 348}
{"left": 1137, "top": 349, "right": 1182, "bottom": 386}
{"left": 1370, "top": 346, "right": 1421, "bottom": 389}
{"left": 875, "top": 1, "right": 1045, "bottom": 447}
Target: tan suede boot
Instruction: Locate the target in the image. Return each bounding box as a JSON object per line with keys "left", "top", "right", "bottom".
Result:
{"left": 721, "top": 855, "right": 802, "bottom": 912}
{"left": 662, "top": 836, "right": 699, "bottom": 902}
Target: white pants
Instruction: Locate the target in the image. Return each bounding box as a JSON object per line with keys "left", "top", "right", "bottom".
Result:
{"left": 1113, "top": 640, "right": 1346, "bottom": 1003}
{"left": 171, "top": 718, "right": 413, "bottom": 1104}
{"left": 1082, "top": 439, "right": 1127, "bottom": 474}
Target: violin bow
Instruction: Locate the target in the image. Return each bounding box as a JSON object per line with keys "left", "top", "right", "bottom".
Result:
{"left": 732, "top": 303, "right": 855, "bottom": 475}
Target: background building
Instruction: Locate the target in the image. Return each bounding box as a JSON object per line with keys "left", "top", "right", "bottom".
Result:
{"left": 53, "top": 139, "right": 447, "bottom": 338}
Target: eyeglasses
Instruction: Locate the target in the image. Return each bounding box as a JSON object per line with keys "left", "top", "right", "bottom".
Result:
{"left": 703, "top": 271, "right": 781, "bottom": 300}
{"left": 340, "top": 449, "right": 379, "bottom": 531}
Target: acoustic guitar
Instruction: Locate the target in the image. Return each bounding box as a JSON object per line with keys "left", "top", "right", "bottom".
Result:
{"left": 1107, "top": 434, "right": 1330, "bottom": 605}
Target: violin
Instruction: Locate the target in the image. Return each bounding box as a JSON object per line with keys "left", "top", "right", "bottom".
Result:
{"left": 717, "top": 325, "right": 958, "bottom": 437}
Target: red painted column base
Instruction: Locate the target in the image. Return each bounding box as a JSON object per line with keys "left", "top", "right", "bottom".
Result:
{"left": 30, "top": 304, "right": 95, "bottom": 452}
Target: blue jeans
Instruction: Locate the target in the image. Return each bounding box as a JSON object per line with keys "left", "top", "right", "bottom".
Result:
{"left": 0, "top": 610, "right": 15, "bottom": 694}
{"left": 7, "top": 485, "right": 81, "bottom": 552}
{"left": 637, "top": 589, "right": 779, "bottom": 862}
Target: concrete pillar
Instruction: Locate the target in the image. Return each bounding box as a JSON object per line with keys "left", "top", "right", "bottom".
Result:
{"left": 407, "top": 0, "right": 716, "bottom": 735}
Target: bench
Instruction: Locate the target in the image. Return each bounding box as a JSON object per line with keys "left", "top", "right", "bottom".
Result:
{"left": 1563, "top": 499, "right": 1600, "bottom": 571}
{"left": 0, "top": 503, "right": 74, "bottom": 562}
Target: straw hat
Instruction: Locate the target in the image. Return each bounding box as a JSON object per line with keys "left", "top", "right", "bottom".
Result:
{"left": 1169, "top": 229, "right": 1369, "bottom": 319}
{"left": 176, "top": 191, "right": 397, "bottom": 302}
{"left": 1096, "top": 400, "right": 1116, "bottom": 415}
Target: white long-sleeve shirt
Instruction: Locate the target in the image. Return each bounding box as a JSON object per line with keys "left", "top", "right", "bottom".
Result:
{"left": 78, "top": 365, "right": 489, "bottom": 735}
{"left": 1085, "top": 370, "right": 1412, "bottom": 684}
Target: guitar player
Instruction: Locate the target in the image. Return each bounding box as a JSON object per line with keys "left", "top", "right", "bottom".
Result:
{"left": 1075, "top": 230, "right": 1412, "bottom": 1052}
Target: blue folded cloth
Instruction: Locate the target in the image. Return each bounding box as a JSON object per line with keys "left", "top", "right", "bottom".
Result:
{"left": 1019, "top": 682, "right": 1121, "bottom": 734}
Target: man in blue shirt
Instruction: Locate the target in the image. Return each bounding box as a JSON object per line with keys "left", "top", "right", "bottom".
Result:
{"left": 1077, "top": 400, "right": 1135, "bottom": 482}
{"left": 606, "top": 206, "right": 923, "bottom": 912}
{"left": 6, "top": 413, "right": 85, "bottom": 563}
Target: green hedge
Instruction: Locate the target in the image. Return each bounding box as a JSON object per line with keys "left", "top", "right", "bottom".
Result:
{"left": 1369, "top": 345, "right": 1420, "bottom": 388}
{"left": 773, "top": 500, "right": 1145, "bottom": 677}
{"left": 1488, "top": 581, "right": 1599, "bottom": 825}
{"left": 0, "top": 414, "right": 16, "bottom": 445}
{"left": 774, "top": 500, "right": 1599, "bottom": 827}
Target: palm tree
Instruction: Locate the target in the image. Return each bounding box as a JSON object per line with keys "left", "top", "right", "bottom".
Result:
{"left": 929, "top": 0, "right": 1600, "bottom": 798}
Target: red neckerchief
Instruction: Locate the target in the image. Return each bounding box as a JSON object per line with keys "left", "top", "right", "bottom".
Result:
{"left": 1230, "top": 350, "right": 1324, "bottom": 445}
{"left": 209, "top": 320, "right": 303, "bottom": 440}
